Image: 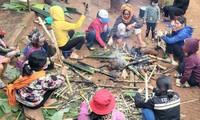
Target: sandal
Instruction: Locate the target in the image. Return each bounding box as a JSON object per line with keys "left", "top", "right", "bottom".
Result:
{"left": 161, "top": 18, "right": 170, "bottom": 22}
{"left": 70, "top": 55, "right": 83, "bottom": 60}
{"left": 87, "top": 46, "right": 95, "bottom": 51}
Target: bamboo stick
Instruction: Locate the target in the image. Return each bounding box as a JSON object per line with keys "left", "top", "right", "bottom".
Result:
{"left": 147, "top": 65, "right": 157, "bottom": 82}
{"left": 98, "top": 85, "right": 139, "bottom": 89}
{"left": 121, "top": 94, "right": 131, "bottom": 113}
{"left": 181, "top": 99, "right": 199, "bottom": 105}
{"left": 145, "top": 74, "right": 148, "bottom": 102}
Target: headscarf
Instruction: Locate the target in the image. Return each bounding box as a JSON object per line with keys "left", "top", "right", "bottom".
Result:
{"left": 121, "top": 4, "right": 134, "bottom": 24}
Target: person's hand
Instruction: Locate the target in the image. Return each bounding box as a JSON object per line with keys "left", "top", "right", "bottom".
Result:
{"left": 138, "top": 88, "right": 144, "bottom": 94}
{"left": 157, "top": 30, "right": 163, "bottom": 37}
{"left": 61, "top": 66, "right": 68, "bottom": 75}
{"left": 2, "top": 58, "right": 10, "bottom": 63}
{"left": 143, "top": 20, "right": 146, "bottom": 24}
{"left": 10, "top": 46, "right": 16, "bottom": 50}
{"left": 148, "top": 85, "right": 154, "bottom": 91}
{"left": 104, "top": 46, "right": 107, "bottom": 50}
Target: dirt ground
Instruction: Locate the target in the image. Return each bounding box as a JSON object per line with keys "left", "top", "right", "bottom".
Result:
{"left": 0, "top": 0, "right": 200, "bottom": 120}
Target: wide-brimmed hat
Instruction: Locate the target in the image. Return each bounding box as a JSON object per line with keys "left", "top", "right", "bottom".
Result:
{"left": 98, "top": 9, "right": 110, "bottom": 23}
{"left": 90, "top": 89, "right": 116, "bottom": 115}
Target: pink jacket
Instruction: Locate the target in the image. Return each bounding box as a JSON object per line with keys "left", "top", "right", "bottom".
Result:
{"left": 78, "top": 103, "right": 125, "bottom": 120}
{"left": 85, "top": 18, "right": 108, "bottom": 47}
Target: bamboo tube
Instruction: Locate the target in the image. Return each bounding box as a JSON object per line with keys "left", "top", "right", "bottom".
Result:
{"left": 145, "top": 74, "right": 148, "bottom": 102}
{"left": 98, "top": 85, "right": 139, "bottom": 89}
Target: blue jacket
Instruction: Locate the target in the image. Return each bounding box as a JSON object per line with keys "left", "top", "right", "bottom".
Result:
{"left": 162, "top": 26, "right": 193, "bottom": 46}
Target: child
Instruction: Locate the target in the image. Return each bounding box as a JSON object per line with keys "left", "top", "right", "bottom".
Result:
{"left": 134, "top": 75, "right": 180, "bottom": 120}
{"left": 144, "top": 0, "right": 160, "bottom": 42}
{"left": 78, "top": 89, "right": 125, "bottom": 120}
{"left": 6, "top": 51, "right": 66, "bottom": 107}
{"left": 85, "top": 9, "right": 110, "bottom": 50}
{"left": 176, "top": 38, "right": 200, "bottom": 87}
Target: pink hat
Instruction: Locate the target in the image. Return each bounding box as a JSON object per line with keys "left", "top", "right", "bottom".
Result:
{"left": 90, "top": 89, "right": 116, "bottom": 115}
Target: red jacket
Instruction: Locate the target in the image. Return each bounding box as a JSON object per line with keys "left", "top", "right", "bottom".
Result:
{"left": 85, "top": 18, "right": 108, "bottom": 47}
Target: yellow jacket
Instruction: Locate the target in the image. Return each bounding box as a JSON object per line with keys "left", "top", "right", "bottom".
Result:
{"left": 50, "top": 6, "right": 85, "bottom": 47}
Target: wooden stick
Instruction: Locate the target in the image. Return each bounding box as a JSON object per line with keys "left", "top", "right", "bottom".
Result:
{"left": 147, "top": 65, "right": 157, "bottom": 82}
{"left": 38, "top": 17, "right": 73, "bottom": 94}
{"left": 121, "top": 94, "right": 131, "bottom": 113}
{"left": 181, "top": 99, "right": 199, "bottom": 105}
{"left": 161, "top": 66, "right": 176, "bottom": 74}
{"left": 145, "top": 74, "right": 148, "bottom": 102}
{"left": 38, "top": 17, "right": 54, "bottom": 44}
{"left": 98, "top": 85, "right": 139, "bottom": 89}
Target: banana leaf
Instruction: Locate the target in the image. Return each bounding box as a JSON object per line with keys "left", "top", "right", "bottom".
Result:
{"left": 6, "top": 65, "right": 20, "bottom": 84}
{"left": 62, "top": 60, "right": 95, "bottom": 74}
{"left": 1, "top": 3, "right": 27, "bottom": 12}
{"left": 43, "top": 107, "right": 70, "bottom": 120}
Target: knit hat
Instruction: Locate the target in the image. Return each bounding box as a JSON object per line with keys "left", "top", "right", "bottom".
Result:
{"left": 98, "top": 9, "right": 110, "bottom": 23}
{"left": 117, "top": 23, "right": 126, "bottom": 36}
{"left": 28, "top": 28, "right": 45, "bottom": 44}
{"left": 90, "top": 89, "right": 116, "bottom": 115}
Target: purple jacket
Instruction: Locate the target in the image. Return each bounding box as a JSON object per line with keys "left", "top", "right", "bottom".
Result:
{"left": 78, "top": 102, "right": 125, "bottom": 120}
{"left": 180, "top": 38, "right": 200, "bottom": 84}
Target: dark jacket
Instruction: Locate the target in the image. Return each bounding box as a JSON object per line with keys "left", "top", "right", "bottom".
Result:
{"left": 180, "top": 38, "right": 200, "bottom": 84}
{"left": 162, "top": 26, "right": 193, "bottom": 47}
{"left": 173, "top": 0, "right": 190, "bottom": 12}
{"left": 134, "top": 89, "right": 180, "bottom": 120}
{"left": 110, "top": 15, "right": 142, "bottom": 37}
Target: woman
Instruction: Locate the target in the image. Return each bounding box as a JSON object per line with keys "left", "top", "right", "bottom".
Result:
{"left": 134, "top": 75, "right": 180, "bottom": 120}
{"left": 50, "top": 6, "right": 86, "bottom": 60}
{"left": 85, "top": 9, "right": 110, "bottom": 50}
{"left": 176, "top": 38, "right": 200, "bottom": 87}
{"left": 6, "top": 51, "right": 66, "bottom": 108}
{"left": 108, "top": 4, "right": 146, "bottom": 48}
{"left": 78, "top": 89, "right": 125, "bottom": 120}
{"left": 161, "top": 16, "right": 193, "bottom": 65}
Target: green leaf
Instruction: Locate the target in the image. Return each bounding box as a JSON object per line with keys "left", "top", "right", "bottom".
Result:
{"left": 66, "top": 108, "right": 78, "bottom": 118}
{"left": 6, "top": 112, "right": 19, "bottom": 120}
{"left": 123, "top": 90, "right": 138, "bottom": 96}
{"left": 44, "top": 107, "right": 70, "bottom": 120}
{"left": 0, "top": 108, "right": 6, "bottom": 119}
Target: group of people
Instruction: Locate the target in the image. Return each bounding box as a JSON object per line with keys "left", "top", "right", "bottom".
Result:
{"left": 0, "top": 0, "right": 199, "bottom": 119}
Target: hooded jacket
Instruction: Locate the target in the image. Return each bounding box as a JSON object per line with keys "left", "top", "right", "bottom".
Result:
{"left": 50, "top": 6, "right": 85, "bottom": 47}
{"left": 162, "top": 26, "right": 193, "bottom": 46}
{"left": 180, "top": 38, "right": 200, "bottom": 84}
